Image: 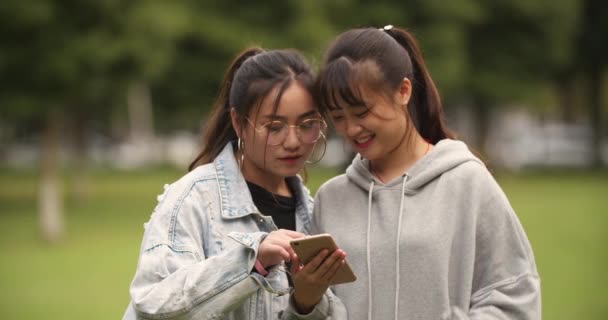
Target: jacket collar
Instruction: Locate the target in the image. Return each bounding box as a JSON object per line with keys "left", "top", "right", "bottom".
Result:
{"left": 213, "top": 142, "right": 312, "bottom": 224}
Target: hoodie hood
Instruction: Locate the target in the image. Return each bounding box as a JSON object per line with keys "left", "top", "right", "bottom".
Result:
{"left": 346, "top": 139, "right": 482, "bottom": 193}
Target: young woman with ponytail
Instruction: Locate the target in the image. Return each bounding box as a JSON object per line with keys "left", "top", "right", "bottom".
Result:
{"left": 313, "top": 26, "right": 540, "bottom": 319}
{"left": 123, "top": 48, "right": 347, "bottom": 319}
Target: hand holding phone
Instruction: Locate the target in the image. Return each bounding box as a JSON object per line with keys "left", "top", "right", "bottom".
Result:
{"left": 289, "top": 233, "right": 357, "bottom": 285}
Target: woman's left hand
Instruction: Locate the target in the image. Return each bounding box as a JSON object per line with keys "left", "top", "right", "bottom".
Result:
{"left": 290, "top": 248, "right": 346, "bottom": 314}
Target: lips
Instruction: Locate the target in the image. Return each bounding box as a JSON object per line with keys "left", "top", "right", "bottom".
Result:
{"left": 353, "top": 134, "right": 375, "bottom": 149}
{"left": 278, "top": 155, "right": 302, "bottom": 163}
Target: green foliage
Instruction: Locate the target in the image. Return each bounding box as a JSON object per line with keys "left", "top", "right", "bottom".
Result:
{"left": 0, "top": 0, "right": 602, "bottom": 134}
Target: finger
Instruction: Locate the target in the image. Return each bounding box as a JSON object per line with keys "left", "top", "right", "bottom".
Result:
{"left": 266, "top": 244, "right": 292, "bottom": 262}
{"left": 272, "top": 234, "right": 300, "bottom": 257}
{"left": 277, "top": 229, "right": 306, "bottom": 239}
{"left": 277, "top": 247, "right": 291, "bottom": 262}
{"left": 323, "top": 255, "right": 346, "bottom": 280}
{"left": 302, "top": 249, "right": 329, "bottom": 273}
{"left": 315, "top": 249, "right": 343, "bottom": 277}
{"left": 290, "top": 254, "right": 301, "bottom": 274}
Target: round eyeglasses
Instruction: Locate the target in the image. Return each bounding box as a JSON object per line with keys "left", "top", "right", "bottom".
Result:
{"left": 246, "top": 117, "right": 327, "bottom": 146}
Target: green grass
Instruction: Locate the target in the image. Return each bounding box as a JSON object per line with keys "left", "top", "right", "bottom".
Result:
{"left": 496, "top": 170, "right": 608, "bottom": 319}
{"left": 0, "top": 167, "right": 606, "bottom": 319}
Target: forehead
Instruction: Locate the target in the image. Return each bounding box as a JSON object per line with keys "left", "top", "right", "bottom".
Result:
{"left": 252, "top": 81, "right": 315, "bottom": 120}
{"left": 328, "top": 83, "right": 389, "bottom": 113}
{"left": 323, "top": 59, "right": 388, "bottom": 111}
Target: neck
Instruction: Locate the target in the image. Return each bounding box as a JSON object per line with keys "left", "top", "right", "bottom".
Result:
{"left": 370, "top": 134, "right": 431, "bottom": 183}
{"left": 240, "top": 155, "right": 291, "bottom": 196}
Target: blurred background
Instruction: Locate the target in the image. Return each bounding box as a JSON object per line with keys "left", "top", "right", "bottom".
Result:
{"left": 0, "top": 0, "right": 606, "bottom": 319}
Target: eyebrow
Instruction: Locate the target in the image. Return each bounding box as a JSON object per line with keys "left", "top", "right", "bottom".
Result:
{"left": 259, "top": 110, "right": 319, "bottom": 122}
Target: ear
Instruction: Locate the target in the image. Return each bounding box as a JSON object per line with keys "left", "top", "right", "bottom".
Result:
{"left": 395, "top": 78, "right": 412, "bottom": 106}
{"left": 230, "top": 108, "right": 242, "bottom": 139}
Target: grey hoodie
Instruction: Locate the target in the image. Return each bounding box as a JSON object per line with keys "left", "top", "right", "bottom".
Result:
{"left": 313, "top": 139, "right": 540, "bottom": 319}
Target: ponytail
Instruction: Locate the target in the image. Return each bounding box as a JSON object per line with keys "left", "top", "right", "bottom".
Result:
{"left": 386, "top": 27, "right": 454, "bottom": 144}
{"left": 188, "top": 47, "right": 263, "bottom": 171}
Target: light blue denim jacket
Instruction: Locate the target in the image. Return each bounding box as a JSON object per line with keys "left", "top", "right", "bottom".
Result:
{"left": 123, "top": 142, "right": 346, "bottom": 320}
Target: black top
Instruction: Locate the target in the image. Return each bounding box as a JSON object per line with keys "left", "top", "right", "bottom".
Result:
{"left": 246, "top": 181, "right": 297, "bottom": 231}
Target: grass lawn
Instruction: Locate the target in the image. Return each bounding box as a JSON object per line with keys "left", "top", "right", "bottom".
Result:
{"left": 0, "top": 166, "right": 606, "bottom": 319}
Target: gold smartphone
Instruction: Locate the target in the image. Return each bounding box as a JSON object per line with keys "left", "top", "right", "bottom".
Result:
{"left": 290, "top": 233, "right": 357, "bottom": 285}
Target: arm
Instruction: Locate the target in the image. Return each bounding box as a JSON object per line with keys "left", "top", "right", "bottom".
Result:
{"left": 130, "top": 233, "right": 265, "bottom": 319}
{"left": 129, "top": 192, "right": 266, "bottom": 319}
{"left": 445, "top": 173, "right": 541, "bottom": 319}
{"left": 445, "top": 275, "right": 540, "bottom": 320}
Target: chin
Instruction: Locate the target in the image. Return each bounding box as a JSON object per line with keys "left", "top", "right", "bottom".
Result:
{"left": 275, "top": 167, "right": 301, "bottom": 177}
{"left": 359, "top": 150, "right": 383, "bottom": 161}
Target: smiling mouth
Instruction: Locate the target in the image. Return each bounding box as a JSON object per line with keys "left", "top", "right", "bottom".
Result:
{"left": 354, "top": 135, "right": 374, "bottom": 148}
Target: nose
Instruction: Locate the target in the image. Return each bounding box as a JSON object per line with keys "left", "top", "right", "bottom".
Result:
{"left": 282, "top": 126, "right": 300, "bottom": 150}
{"left": 345, "top": 118, "right": 362, "bottom": 138}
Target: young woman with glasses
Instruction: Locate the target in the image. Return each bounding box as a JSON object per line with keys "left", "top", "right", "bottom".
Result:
{"left": 123, "top": 48, "right": 347, "bottom": 319}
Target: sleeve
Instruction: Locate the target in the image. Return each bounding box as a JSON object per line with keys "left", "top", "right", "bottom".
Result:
{"left": 128, "top": 191, "right": 268, "bottom": 319}
{"left": 444, "top": 172, "right": 541, "bottom": 320}
{"left": 445, "top": 275, "right": 540, "bottom": 319}
{"left": 281, "top": 289, "right": 348, "bottom": 320}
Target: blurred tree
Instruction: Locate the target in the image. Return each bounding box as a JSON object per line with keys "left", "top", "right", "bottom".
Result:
{"left": 151, "top": 0, "right": 335, "bottom": 133}
{"left": 0, "top": 0, "right": 193, "bottom": 242}
{"left": 577, "top": 0, "right": 607, "bottom": 167}
{"left": 462, "top": 0, "right": 580, "bottom": 153}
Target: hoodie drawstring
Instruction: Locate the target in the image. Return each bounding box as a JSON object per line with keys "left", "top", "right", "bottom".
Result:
{"left": 366, "top": 180, "right": 375, "bottom": 320}
{"left": 394, "top": 174, "right": 408, "bottom": 319}
{"left": 366, "top": 174, "right": 408, "bottom": 320}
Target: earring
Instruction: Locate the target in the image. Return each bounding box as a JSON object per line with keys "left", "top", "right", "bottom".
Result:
{"left": 306, "top": 134, "right": 328, "bottom": 164}
{"left": 237, "top": 137, "right": 244, "bottom": 170}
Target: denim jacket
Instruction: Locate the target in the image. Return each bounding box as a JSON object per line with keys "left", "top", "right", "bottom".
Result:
{"left": 123, "top": 142, "right": 346, "bottom": 320}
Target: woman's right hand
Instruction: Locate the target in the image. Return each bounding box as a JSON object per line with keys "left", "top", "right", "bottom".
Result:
{"left": 257, "top": 229, "right": 305, "bottom": 268}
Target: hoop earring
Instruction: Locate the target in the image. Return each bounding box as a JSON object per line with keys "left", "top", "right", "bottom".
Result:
{"left": 306, "top": 134, "right": 328, "bottom": 164}
{"left": 237, "top": 137, "right": 245, "bottom": 170}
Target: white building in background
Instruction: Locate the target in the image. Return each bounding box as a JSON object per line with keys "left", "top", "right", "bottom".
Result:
{"left": 449, "top": 106, "right": 607, "bottom": 170}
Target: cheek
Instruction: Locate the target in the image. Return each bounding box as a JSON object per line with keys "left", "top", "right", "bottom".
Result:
{"left": 333, "top": 122, "right": 348, "bottom": 136}
{"left": 244, "top": 137, "right": 268, "bottom": 160}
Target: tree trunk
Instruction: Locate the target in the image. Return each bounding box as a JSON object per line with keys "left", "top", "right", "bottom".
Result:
{"left": 71, "top": 110, "right": 89, "bottom": 202}
{"left": 588, "top": 67, "right": 604, "bottom": 168}
{"left": 556, "top": 76, "right": 577, "bottom": 124}
{"left": 39, "top": 110, "right": 64, "bottom": 243}
{"left": 127, "top": 81, "right": 155, "bottom": 143}
{"left": 472, "top": 96, "right": 491, "bottom": 160}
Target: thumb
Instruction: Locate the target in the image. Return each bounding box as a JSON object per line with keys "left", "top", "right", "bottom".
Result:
{"left": 290, "top": 254, "right": 302, "bottom": 274}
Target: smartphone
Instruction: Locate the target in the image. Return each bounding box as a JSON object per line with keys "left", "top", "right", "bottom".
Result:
{"left": 289, "top": 233, "right": 357, "bottom": 285}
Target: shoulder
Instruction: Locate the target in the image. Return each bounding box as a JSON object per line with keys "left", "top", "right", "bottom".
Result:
{"left": 444, "top": 160, "right": 498, "bottom": 191}
{"left": 142, "top": 164, "right": 221, "bottom": 247}
{"left": 166, "top": 163, "right": 219, "bottom": 199}
{"left": 315, "top": 173, "right": 349, "bottom": 196}
{"left": 150, "top": 163, "right": 219, "bottom": 222}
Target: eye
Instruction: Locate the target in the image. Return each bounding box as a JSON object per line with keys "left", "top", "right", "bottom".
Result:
{"left": 266, "top": 121, "right": 286, "bottom": 133}
{"left": 355, "top": 109, "right": 369, "bottom": 119}
{"left": 299, "top": 120, "right": 317, "bottom": 130}
{"left": 331, "top": 113, "right": 344, "bottom": 122}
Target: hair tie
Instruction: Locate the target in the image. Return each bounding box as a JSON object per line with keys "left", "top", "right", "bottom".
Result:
{"left": 379, "top": 24, "right": 394, "bottom": 32}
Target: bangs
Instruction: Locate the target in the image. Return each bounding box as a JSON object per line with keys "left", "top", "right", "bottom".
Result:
{"left": 317, "top": 57, "right": 385, "bottom": 116}
{"left": 318, "top": 57, "right": 366, "bottom": 113}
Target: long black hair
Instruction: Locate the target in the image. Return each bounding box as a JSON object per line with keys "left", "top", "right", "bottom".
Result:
{"left": 316, "top": 26, "right": 454, "bottom": 144}
{"left": 189, "top": 47, "right": 315, "bottom": 171}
